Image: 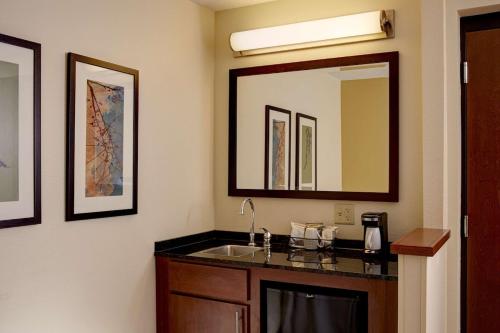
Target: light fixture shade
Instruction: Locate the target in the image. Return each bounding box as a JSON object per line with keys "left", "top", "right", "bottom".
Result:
{"left": 230, "top": 10, "right": 394, "bottom": 57}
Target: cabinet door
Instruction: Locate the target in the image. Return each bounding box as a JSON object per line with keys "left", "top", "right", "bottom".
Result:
{"left": 169, "top": 294, "right": 247, "bottom": 333}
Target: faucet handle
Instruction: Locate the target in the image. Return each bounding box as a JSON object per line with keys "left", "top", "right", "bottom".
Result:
{"left": 261, "top": 228, "right": 272, "bottom": 248}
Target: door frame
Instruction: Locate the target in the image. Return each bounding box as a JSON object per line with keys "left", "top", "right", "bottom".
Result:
{"left": 460, "top": 11, "right": 500, "bottom": 333}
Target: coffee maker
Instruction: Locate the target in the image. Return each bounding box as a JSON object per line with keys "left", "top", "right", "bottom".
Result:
{"left": 361, "top": 212, "right": 388, "bottom": 257}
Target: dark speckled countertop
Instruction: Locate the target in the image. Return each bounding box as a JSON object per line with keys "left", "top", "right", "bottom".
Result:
{"left": 154, "top": 230, "right": 397, "bottom": 281}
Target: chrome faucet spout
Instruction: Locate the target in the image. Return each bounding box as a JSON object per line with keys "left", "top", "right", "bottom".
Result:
{"left": 240, "top": 198, "right": 256, "bottom": 246}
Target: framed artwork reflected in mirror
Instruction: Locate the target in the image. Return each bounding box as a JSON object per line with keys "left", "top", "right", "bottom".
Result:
{"left": 295, "top": 113, "right": 317, "bottom": 191}
{"left": 264, "top": 105, "right": 291, "bottom": 190}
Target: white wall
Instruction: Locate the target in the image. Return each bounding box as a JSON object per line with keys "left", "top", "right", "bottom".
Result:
{"left": 236, "top": 69, "right": 342, "bottom": 190}
{"left": 215, "top": 0, "right": 422, "bottom": 241}
{"left": 0, "top": 1, "right": 215, "bottom": 332}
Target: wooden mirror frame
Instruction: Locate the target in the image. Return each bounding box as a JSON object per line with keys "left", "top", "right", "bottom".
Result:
{"left": 228, "top": 51, "right": 399, "bottom": 202}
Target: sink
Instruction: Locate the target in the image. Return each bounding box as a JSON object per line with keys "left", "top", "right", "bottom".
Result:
{"left": 192, "top": 244, "right": 263, "bottom": 257}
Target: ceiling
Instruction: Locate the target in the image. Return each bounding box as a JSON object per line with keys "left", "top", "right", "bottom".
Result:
{"left": 191, "top": 0, "right": 276, "bottom": 11}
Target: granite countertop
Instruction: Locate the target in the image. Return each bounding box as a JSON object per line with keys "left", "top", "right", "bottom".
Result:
{"left": 154, "top": 230, "right": 398, "bottom": 281}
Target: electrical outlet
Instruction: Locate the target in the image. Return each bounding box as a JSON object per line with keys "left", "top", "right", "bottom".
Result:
{"left": 334, "top": 204, "right": 355, "bottom": 225}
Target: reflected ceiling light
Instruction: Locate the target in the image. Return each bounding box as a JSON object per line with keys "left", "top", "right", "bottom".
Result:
{"left": 230, "top": 10, "right": 394, "bottom": 57}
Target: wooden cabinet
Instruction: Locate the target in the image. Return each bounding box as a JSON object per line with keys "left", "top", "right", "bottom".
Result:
{"left": 156, "top": 257, "right": 250, "bottom": 333}
{"left": 156, "top": 257, "right": 397, "bottom": 333}
{"left": 168, "top": 261, "right": 248, "bottom": 302}
{"left": 169, "top": 294, "right": 247, "bottom": 333}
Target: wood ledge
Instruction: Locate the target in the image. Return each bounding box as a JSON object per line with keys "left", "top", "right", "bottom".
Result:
{"left": 390, "top": 228, "right": 450, "bottom": 257}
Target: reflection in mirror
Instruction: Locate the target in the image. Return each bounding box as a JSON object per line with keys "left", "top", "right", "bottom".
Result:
{"left": 229, "top": 52, "right": 398, "bottom": 201}
{"left": 237, "top": 63, "right": 388, "bottom": 192}
{"left": 264, "top": 105, "right": 291, "bottom": 190}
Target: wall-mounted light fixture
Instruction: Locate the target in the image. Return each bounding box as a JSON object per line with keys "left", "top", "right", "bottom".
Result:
{"left": 230, "top": 10, "right": 395, "bottom": 57}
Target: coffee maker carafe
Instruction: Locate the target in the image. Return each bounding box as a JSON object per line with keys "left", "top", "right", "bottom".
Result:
{"left": 361, "top": 212, "right": 388, "bottom": 257}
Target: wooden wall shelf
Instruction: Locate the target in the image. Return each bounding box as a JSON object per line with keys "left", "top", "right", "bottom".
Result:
{"left": 390, "top": 228, "right": 450, "bottom": 257}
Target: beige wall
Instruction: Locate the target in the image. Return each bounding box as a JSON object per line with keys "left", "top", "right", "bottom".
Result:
{"left": 341, "top": 78, "right": 389, "bottom": 192}
{"left": 214, "top": 0, "right": 422, "bottom": 241}
{"left": 0, "top": 0, "right": 214, "bottom": 332}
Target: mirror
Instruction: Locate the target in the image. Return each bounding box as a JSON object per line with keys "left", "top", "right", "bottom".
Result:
{"left": 228, "top": 52, "right": 398, "bottom": 201}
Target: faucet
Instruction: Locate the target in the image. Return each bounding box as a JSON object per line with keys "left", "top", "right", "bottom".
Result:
{"left": 240, "top": 198, "right": 256, "bottom": 246}
{"left": 261, "top": 228, "right": 272, "bottom": 248}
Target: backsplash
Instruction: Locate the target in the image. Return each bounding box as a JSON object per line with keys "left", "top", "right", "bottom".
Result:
{"left": 215, "top": 196, "right": 415, "bottom": 241}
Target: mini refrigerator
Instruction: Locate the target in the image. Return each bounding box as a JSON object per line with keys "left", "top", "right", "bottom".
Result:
{"left": 261, "top": 281, "right": 368, "bottom": 333}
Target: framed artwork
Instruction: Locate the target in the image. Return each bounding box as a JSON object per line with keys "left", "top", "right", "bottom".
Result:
{"left": 264, "top": 105, "right": 291, "bottom": 190}
{"left": 295, "top": 113, "right": 317, "bottom": 191}
{"left": 66, "top": 53, "right": 138, "bottom": 221}
{"left": 0, "top": 33, "right": 41, "bottom": 229}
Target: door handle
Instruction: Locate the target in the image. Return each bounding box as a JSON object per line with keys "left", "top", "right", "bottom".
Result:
{"left": 235, "top": 310, "right": 240, "bottom": 333}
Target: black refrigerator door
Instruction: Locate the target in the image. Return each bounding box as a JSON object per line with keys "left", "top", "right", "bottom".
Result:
{"left": 263, "top": 282, "right": 367, "bottom": 333}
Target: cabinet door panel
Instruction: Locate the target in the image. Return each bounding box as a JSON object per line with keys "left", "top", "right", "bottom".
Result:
{"left": 169, "top": 294, "right": 247, "bottom": 333}
{"left": 168, "top": 261, "right": 248, "bottom": 302}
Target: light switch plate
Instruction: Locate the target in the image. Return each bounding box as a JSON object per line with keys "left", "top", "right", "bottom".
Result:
{"left": 334, "top": 204, "right": 355, "bottom": 225}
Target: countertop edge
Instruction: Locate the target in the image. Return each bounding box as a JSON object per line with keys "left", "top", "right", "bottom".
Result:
{"left": 390, "top": 228, "right": 451, "bottom": 257}
{"left": 155, "top": 251, "right": 398, "bottom": 281}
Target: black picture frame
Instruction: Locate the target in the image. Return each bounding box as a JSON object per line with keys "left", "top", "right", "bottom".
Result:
{"left": 228, "top": 51, "right": 399, "bottom": 202}
{"left": 295, "top": 113, "right": 317, "bottom": 191}
{"left": 264, "top": 105, "right": 291, "bottom": 190}
{"left": 0, "top": 33, "right": 41, "bottom": 229}
{"left": 66, "top": 53, "right": 139, "bottom": 221}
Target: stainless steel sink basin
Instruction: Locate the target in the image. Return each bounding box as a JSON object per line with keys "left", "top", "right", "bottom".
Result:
{"left": 191, "top": 244, "right": 263, "bottom": 257}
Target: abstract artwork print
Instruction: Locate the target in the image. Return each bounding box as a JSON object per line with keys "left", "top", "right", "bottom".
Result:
{"left": 301, "top": 125, "right": 313, "bottom": 185}
{"left": 296, "top": 113, "right": 316, "bottom": 191}
{"left": 85, "top": 80, "right": 124, "bottom": 197}
{"left": 0, "top": 60, "right": 19, "bottom": 202}
{"left": 272, "top": 119, "right": 286, "bottom": 190}
{"left": 264, "top": 105, "right": 291, "bottom": 191}
{"left": 67, "top": 53, "right": 138, "bottom": 220}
